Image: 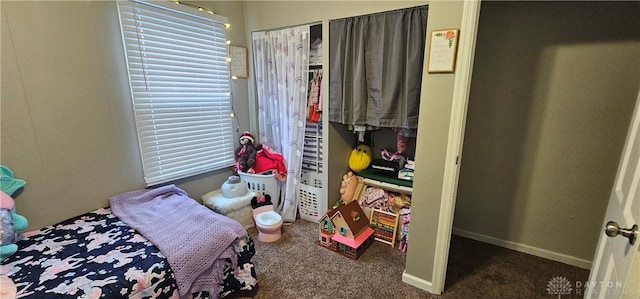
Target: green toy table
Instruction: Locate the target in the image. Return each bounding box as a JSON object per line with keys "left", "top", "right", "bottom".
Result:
{"left": 356, "top": 168, "right": 413, "bottom": 188}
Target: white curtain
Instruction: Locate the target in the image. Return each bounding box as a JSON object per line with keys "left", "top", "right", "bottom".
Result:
{"left": 252, "top": 26, "right": 310, "bottom": 222}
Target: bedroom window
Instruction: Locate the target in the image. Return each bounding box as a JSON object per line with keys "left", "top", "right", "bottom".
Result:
{"left": 117, "top": 1, "right": 235, "bottom": 186}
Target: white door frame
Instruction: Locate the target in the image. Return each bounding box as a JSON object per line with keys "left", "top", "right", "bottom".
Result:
{"left": 430, "top": 0, "right": 482, "bottom": 294}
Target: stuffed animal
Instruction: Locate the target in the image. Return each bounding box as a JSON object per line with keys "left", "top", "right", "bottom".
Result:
{"left": 1, "top": 165, "right": 25, "bottom": 197}
{"left": 234, "top": 131, "right": 261, "bottom": 174}
{"left": 0, "top": 191, "right": 28, "bottom": 262}
{"left": 234, "top": 132, "right": 288, "bottom": 182}
{"left": 339, "top": 171, "right": 360, "bottom": 205}
{"left": 348, "top": 144, "right": 373, "bottom": 172}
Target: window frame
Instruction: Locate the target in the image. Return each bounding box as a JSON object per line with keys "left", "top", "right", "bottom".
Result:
{"left": 117, "top": 0, "right": 236, "bottom": 186}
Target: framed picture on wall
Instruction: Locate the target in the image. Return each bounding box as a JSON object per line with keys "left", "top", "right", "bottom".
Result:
{"left": 229, "top": 45, "right": 248, "bottom": 78}
{"left": 427, "top": 28, "right": 460, "bottom": 73}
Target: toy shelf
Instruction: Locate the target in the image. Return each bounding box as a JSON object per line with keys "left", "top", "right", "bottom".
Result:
{"left": 354, "top": 175, "right": 412, "bottom": 251}
{"left": 359, "top": 177, "right": 412, "bottom": 195}
{"left": 354, "top": 176, "right": 412, "bottom": 216}
{"left": 355, "top": 167, "right": 413, "bottom": 189}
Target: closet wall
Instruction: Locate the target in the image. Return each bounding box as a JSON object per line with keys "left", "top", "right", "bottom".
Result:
{"left": 454, "top": 1, "right": 640, "bottom": 266}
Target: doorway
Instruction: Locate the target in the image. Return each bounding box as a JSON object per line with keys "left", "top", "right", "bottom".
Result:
{"left": 447, "top": 1, "right": 640, "bottom": 295}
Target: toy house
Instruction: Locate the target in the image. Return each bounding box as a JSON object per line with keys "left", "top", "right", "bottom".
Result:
{"left": 317, "top": 200, "right": 375, "bottom": 260}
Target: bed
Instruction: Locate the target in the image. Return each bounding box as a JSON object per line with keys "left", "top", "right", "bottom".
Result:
{"left": 0, "top": 185, "right": 258, "bottom": 298}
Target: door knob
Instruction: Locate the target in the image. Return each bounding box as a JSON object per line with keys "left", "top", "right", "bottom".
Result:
{"left": 605, "top": 221, "right": 637, "bottom": 245}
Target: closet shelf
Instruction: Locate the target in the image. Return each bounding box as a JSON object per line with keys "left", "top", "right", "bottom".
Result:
{"left": 356, "top": 167, "right": 413, "bottom": 189}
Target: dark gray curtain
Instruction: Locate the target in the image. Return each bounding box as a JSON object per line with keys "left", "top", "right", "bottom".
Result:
{"left": 329, "top": 6, "right": 428, "bottom": 129}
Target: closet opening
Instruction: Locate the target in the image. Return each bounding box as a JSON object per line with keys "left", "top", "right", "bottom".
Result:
{"left": 444, "top": 2, "right": 639, "bottom": 296}
{"left": 251, "top": 21, "right": 324, "bottom": 222}
{"left": 324, "top": 5, "right": 428, "bottom": 258}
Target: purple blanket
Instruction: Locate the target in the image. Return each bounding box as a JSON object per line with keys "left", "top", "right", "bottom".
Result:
{"left": 109, "top": 185, "right": 247, "bottom": 298}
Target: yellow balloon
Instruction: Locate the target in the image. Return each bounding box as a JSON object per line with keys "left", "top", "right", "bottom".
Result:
{"left": 348, "top": 144, "right": 373, "bottom": 172}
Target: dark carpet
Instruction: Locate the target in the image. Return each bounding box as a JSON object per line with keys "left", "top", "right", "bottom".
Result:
{"left": 232, "top": 220, "right": 589, "bottom": 299}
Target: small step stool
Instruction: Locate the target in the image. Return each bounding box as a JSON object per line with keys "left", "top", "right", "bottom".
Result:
{"left": 202, "top": 189, "right": 256, "bottom": 229}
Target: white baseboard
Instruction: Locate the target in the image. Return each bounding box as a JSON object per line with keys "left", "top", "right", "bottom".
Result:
{"left": 452, "top": 228, "right": 592, "bottom": 269}
{"left": 402, "top": 270, "right": 437, "bottom": 294}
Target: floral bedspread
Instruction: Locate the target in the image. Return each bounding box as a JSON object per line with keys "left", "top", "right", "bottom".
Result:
{"left": 0, "top": 208, "right": 257, "bottom": 298}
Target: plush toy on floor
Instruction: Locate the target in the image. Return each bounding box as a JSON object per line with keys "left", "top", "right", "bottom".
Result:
{"left": 0, "top": 191, "right": 28, "bottom": 261}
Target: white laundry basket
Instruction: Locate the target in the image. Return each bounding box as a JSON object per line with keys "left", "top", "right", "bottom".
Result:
{"left": 237, "top": 171, "right": 281, "bottom": 209}
{"left": 298, "top": 172, "right": 325, "bottom": 223}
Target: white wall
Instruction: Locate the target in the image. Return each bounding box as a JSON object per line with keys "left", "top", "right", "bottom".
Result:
{"left": 0, "top": 1, "right": 250, "bottom": 230}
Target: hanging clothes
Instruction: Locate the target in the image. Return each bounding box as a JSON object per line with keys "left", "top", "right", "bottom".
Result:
{"left": 307, "top": 69, "right": 323, "bottom": 123}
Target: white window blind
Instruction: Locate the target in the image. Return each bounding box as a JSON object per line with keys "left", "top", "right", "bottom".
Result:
{"left": 117, "top": 0, "right": 235, "bottom": 186}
